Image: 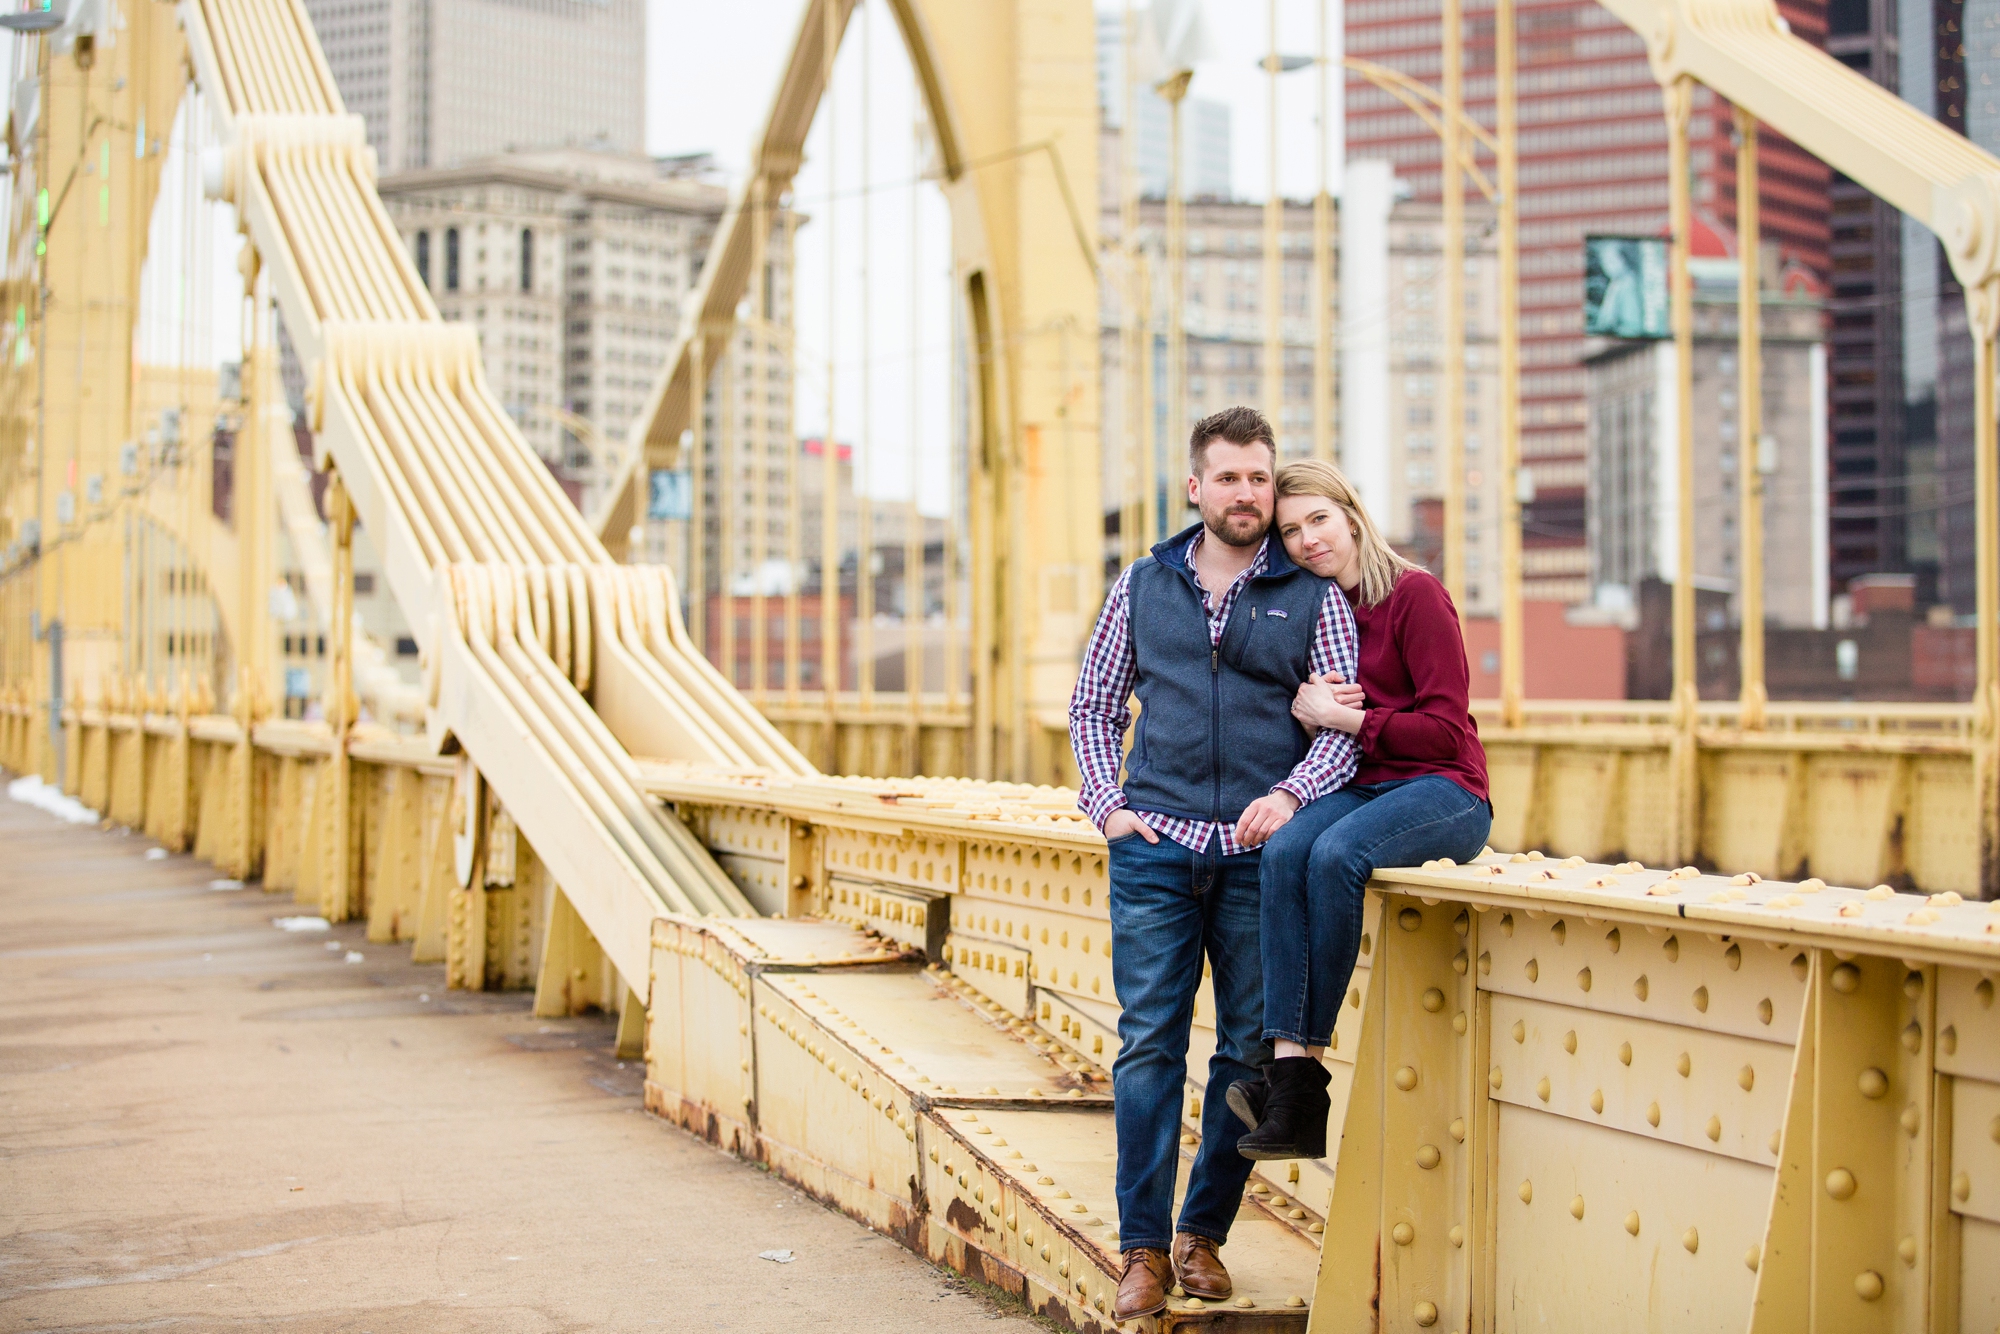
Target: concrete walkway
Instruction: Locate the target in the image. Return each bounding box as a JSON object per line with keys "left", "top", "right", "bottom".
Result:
{"left": 0, "top": 793, "right": 1046, "bottom": 1332}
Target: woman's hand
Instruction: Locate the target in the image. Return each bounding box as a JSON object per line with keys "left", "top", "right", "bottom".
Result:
{"left": 1294, "top": 672, "right": 1367, "bottom": 734}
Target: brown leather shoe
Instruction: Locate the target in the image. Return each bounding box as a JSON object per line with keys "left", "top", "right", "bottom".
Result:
{"left": 1172, "top": 1232, "right": 1233, "bottom": 1300}
{"left": 1115, "top": 1248, "right": 1173, "bottom": 1320}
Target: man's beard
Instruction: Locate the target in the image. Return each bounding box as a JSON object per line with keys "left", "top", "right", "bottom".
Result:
{"left": 1202, "top": 503, "right": 1268, "bottom": 548}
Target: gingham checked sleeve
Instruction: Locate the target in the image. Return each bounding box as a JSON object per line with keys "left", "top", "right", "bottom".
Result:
{"left": 1068, "top": 564, "right": 1139, "bottom": 831}
{"left": 1271, "top": 583, "right": 1362, "bottom": 807}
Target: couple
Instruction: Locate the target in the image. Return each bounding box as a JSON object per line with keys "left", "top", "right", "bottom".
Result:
{"left": 1067, "top": 406, "right": 1492, "bottom": 1321}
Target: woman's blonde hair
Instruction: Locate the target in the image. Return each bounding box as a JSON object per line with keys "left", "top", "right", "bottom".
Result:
{"left": 1275, "top": 458, "right": 1416, "bottom": 607}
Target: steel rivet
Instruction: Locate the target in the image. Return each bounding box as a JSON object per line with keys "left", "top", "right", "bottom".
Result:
{"left": 1511, "top": 1020, "right": 1526, "bottom": 1044}
{"left": 1589, "top": 1089, "right": 1604, "bottom": 1115}
{"left": 1452, "top": 950, "right": 1469, "bottom": 975}
{"left": 1647, "top": 1102, "right": 1661, "bottom": 1128}
{"left": 1706, "top": 1115, "right": 1722, "bottom": 1142}
{"left": 1489, "top": 1066, "right": 1503, "bottom": 1091}
{"left": 1399, "top": 907, "right": 1423, "bottom": 932}
{"left": 1899, "top": 1236, "right": 1918, "bottom": 1265}
{"left": 1395, "top": 1066, "right": 1419, "bottom": 1092}
{"left": 1618, "top": 1041, "right": 1632, "bottom": 1066}
{"left": 1392, "top": 1222, "right": 1415, "bottom": 1246}
{"left": 1633, "top": 975, "right": 1650, "bottom": 1001}
{"left": 1769, "top": 1130, "right": 1781, "bottom": 1154}
{"left": 1954, "top": 1172, "right": 1971, "bottom": 1203}
{"left": 1902, "top": 1105, "right": 1922, "bottom": 1136}
{"left": 1570, "top": 1195, "right": 1585, "bottom": 1220}
{"left": 1676, "top": 1052, "right": 1692, "bottom": 1078}
{"left": 1663, "top": 935, "right": 1680, "bottom": 962}
{"left": 1624, "top": 1211, "right": 1640, "bottom": 1236}
{"left": 1536, "top": 1076, "right": 1551, "bottom": 1103}
{"left": 1744, "top": 1244, "right": 1761, "bottom": 1272}
{"left": 1518, "top": 1179, "right": 1533, "bottom": 1204}
{"left": 1831, "top": 963, "right": 1861, "bottom": 993}
{"left": 1901, "top": 1021, "right": 1923, "bottom": 1053}
{"left": 1421, "top": 987, "right": 1445, "bottom": 1013}
{"left": 1563, "top": 1030, "right": 1578, "bottom": 1055}
{"left": 1858, "top": 1067, "right": 1888, "bottom": 1099}
{"left": 1452, "top": 1011, "right": 1468, "bottom": 1034}
{"left": 1692, "top": 985, "right": 1709, "bottom": 1013}
{"left": 1448, "top": 1225, "right": 1464, "bottom": 1247}
{"left": 1416, "top": 1144, "right": 1441, "bottom": 1170}
{"left": 1525, "top": 958, "right": 1539, "bottom": 982}
{"left": 1855, "top": 1271, "right": 1884, "bottom": 1301}
{"left": 1825, "top": 1168, "right": 1857, "bottom": 1200}
{"left": 1449, "top": 1117, "right": 1466, "bottom": 1142}
{"left": 1738, "top": 1065, "right": 1755, "bottom": 1092}
{"left": 1682, "top": 1227, "right": 1700, "bottom": 1254}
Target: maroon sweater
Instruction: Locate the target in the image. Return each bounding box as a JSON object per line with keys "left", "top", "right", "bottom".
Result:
{"left": 1341, "top": 569, "right": 1489, "bottom": 802}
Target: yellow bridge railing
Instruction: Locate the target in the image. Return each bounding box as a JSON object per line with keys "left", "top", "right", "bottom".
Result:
{"left": 10, "top": 699, "right": 2000, "bottom": 1332}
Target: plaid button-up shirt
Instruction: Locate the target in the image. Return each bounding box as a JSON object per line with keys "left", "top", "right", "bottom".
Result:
{"left": 1068, "top": 530, "right": 1361, "bottom": 855}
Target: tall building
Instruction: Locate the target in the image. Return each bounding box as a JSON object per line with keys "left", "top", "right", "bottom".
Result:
{"left": 1094, "top": 8, "right": 1233, "bottom": 199}
{"left": 1343, "top": 0, "right": 1830, "bottom": 602}
{"left": 1097, "top": 152, "right": 1505, "bottom": 613}
{"left": 302, "top": 0, "right": 644, "bottom": 172}
{"left": 377, "top": 149, "right": 792, "bottom": 532}
{"left": 1821, "top": 0, "right": 1915, "bottom": 594}
{"left": 1935, "top": 0, "right": 1982, "bottom": 614}
{"left": 1586, "top": 228, "right": 1831, "bottom": 631}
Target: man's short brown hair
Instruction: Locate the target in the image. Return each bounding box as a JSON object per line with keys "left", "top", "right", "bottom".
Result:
{"left": 1189, "top": 406, "right": 1276, "bottom": 479}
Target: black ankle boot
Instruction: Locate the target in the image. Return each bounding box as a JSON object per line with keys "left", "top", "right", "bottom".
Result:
{"left": 1235, "top": 1056, "right": 1333, "bottom": 1160}
{"left": 1225, "top": 1073, "right": 1268, "bottom": 1131}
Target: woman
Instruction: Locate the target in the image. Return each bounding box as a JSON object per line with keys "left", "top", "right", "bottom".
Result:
{"left": 1231, "top": 458, "right": 1492, "bottom": 1161}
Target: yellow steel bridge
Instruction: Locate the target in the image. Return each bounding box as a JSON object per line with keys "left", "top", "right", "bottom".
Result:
{"left": 2, "top": 0, "right": 1999, "bottom": 1328}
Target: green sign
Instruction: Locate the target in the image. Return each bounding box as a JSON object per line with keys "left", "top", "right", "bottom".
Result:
{"left": 1583, "top": 236, "right": 1670, "bottom": 340}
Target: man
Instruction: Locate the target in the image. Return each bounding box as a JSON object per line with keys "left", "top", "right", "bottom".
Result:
{"left": 1069, "top": 406, "right": 1360, "bottom": 1321}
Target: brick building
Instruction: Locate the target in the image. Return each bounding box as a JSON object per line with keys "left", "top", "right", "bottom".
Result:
{"left": 1343, "top": 0, "right": 1831, "bottom": 602}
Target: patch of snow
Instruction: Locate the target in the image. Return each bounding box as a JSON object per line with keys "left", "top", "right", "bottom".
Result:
{"left": 758, "top": 1250, "right": 797, "bottom": 1264}
{"left": 272, "top": 916, "right": 331, "bottom": 932}
{"left": 344, "top": 951, "right": 364, "bottom": 964}
{"left": 7, "top": 775, "right": 100, "bottom": 825}
{"left": 144, "top": 847, "right": 170, "bottom": 860}
{"left": 207, "top": 878, "right": 245, "bottom": 891}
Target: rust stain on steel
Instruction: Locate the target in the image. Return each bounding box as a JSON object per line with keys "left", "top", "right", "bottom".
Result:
{"left": 944, "top": 1194, "right": 994, "bottom": 1239}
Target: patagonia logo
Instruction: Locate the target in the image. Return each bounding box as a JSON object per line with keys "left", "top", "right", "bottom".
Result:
{"left": 1265, "top": 608, "right": 1288, "bottom": 619}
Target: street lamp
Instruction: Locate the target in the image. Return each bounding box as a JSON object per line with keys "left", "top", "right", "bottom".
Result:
{"left": 0, "top": 5, "right": 64, "bottom": 32}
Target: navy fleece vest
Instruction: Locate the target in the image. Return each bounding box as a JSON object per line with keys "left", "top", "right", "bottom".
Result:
{"left": 1120, "top": 524, "right": 1328, "bottom": 827}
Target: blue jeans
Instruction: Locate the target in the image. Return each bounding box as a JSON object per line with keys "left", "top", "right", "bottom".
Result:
{"left": 1260, "top": 776, "right": 1492, "bottom": 1047}
{"left": 1107, "top": 831, "right": 1269, "bottom": 1251}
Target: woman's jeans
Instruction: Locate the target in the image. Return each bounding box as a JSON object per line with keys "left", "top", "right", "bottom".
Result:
{"left": 1260, "top": 776, "right": 1492, "bottom": 1048}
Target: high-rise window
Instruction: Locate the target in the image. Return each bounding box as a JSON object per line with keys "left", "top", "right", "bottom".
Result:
{"left": 445, "top": 227, "right": 460, "bottom": 292}
{"left": 521, "top": 228, "right": 533, "bottom": 293}
{"left": 415, "top": 231, "right": 430, "bottom": 288}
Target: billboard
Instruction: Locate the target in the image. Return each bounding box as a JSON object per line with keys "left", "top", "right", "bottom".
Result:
{"left": 1583, "top": 236, "right": 1670, "bottom": 340}
{"left": 648, "top": 469, "right": 692, "bottom": 521}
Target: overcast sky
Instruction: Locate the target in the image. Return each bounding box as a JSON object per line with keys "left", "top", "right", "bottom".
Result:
{"left": 645, "top": 0, "right": 1347, "bottom": 202}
